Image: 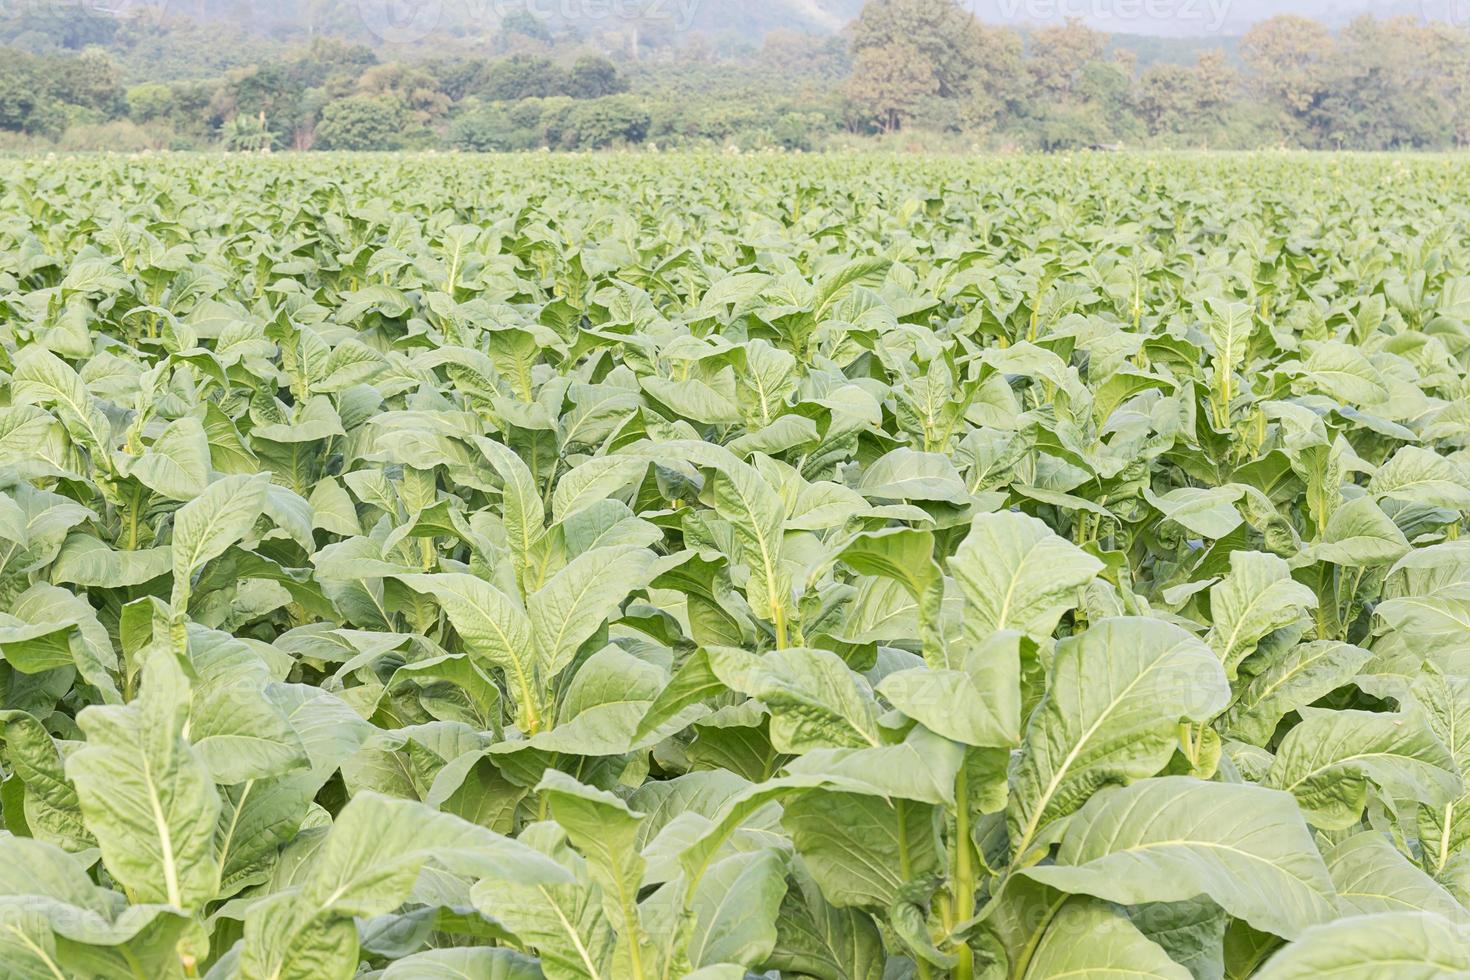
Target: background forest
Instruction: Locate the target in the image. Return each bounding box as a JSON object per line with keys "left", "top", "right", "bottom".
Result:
{"left": 1, "top": 0, "right": 1468, "bottom": 152}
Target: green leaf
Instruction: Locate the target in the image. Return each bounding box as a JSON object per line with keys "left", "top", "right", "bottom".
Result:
{"left": 707, "top": 645, "right": 881, "bottom": 752}
{"left": 782, "top": 789, "right": 940, "bottom": 910}
{"left": 875, "top": 633, "right": 1023, "bottom": 748}
{"left": 1024, "top": 897, "right": 1193, "bottom": 980}
{"left": 528, "top": 545, "right": 673, "bottom": 676}
{"left": 124, "top": 416, "right": 212, "bottom": 502}
{"left": 1255, "top": 912, "right": 1470, "bottom": 978}
{"left": 858, "top": 449, "right": 969, "bottom": 505}
{"left": 1265, "top": 709, "right": 1461, "bottom": 830}
{"left": 687, "top": 848, "right": 788, "bottom": 969}
{"left": 1023, "top": 777, "right": 1337, "bottom": 939}
{"left": 763, "top": 862, "right": 884, "bottom": 980}
{"left": 474, "top": 435, "right": 545, "bottom": 574}
{"left": 1325, "top": 833, "right": 1469, "bottom": 922}
{"left": 1222, "top": 640, "right": 1372, "bottom": 746}
{"left": 1297, "top": 496, "right": 1410, "bottom": 568}
{"left": 381, "top": 947, "right": 545, "bottom": 979}
{"left": 65, "top": 650, "right": 221, "bottom": 909}
{"left": 0, "top": 710, "right": 93, "bottom": 854}
{"left": 1207, "top": 551, "right": 1317, "bottom": 679}
{"left": 1369, "top": 446, "right": 1470, "bottom": 511}
{"left": 1147, "top": 485, "right": 1245, "bottom": 539}
{"left": 396, "top": 573, "right": 540, "bottom": 730}
{"left": 170, "top": 474, "right": 270, "bottom": 609}
{"left": 948, "top": 510, "right": 1103, "bottom": 642}
{"left": 839, "top": 528, "right": 945, "bottom": 662}
{"left": 536, "top": 771, "right": 654, "bottom": 978}
{"left": 1008, "top": 618, "right": 1230, "bottom": 863}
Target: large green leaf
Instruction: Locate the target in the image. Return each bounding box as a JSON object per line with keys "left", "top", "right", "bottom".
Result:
{"left": 948, "top": 511, "right": 1103, "bottom": 642}
{"left": 170, "top": 474, "right": 270, "bottom": 609}
{"left": 65, "top": 651, "right": 221, "bottom": 909}
{"left": 1265, "top": 708, "right": 1461, "bottom": 830}
{"left": 1008, "top": 618, "right": 1230, "bottom": 862}
{"left": 1024, "top": 777, "right": 1337, "bottom": 939}
{"left": 1255, "top": 912, "right": 1470, "bottom": 978}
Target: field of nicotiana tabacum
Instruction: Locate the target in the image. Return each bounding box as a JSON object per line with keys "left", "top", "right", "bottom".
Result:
{"left": 1, "top": 152, "right": 1469, "bottom": 978}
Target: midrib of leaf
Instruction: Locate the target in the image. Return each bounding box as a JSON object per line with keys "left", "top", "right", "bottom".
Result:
{"left": 141, "top": 751, "right": 183, "bottom": 909}
{"left": 725, "top": 475, "right": 783, "bottom": 641}
{"left": 1011, "top": 889, "right": 1067, "bottom": 980}
{"left": 453, "top": 588, "right": 538, "bottom": 731}
{"left": 538, "top": 565, "right": 614, "bottom": 671}
{"left": 992, "top": 536, "right": 1048, "bottom": 633}
{"left": 41, "top": 377, "right": 105, "bottom": 454}
{"left": 1279, "top": 748, "right": 1439, "bottom": 792}
{"left": 1437, "top": 696, "right": 1462, "bottom": 871}
{"left": 539, "top": 883, "right": 604, "bottom": 979}
{"left": 1235, "top": 645, "right": 1334, "bottom": 711}
{"left": 178, "top": 494, "right": 244, "bottom": 582}
{"left": 1217, "top": 582, "right": 1295, "bottom": 669}
{"left": 215, "top": 778, "right": 255, "bottom": 892}
{"left": 1083, "top": 835, "right": 1325, "bottom": 891}
{"left": 5, "top": 924, "right": 68, "bottom": 980}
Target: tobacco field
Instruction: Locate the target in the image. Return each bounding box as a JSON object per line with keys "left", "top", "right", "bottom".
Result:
{"left": 2, "top": 152, "right": 1470, "bottom": 978}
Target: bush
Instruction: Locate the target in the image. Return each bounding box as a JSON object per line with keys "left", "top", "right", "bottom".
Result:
{"left": 127, "top": 83, "right": 174, "bottom": 123}
{"left": 314, "top": 95, "right": 406, "bottom": 151}
{"left": 55, "top": 119, "right": 175, "bottom": 151}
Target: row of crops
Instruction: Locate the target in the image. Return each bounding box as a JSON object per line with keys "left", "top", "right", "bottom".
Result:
{"left": 1, "top": 152, "right": 1469, "bottom": 977}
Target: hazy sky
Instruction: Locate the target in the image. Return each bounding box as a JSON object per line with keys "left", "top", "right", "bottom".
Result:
{"left": 963, "top": 0, "right": 1443, "bottom": 35}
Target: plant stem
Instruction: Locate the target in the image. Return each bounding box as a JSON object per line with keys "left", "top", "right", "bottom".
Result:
{"left": 952, "top": 762, "right": 975, "bottom": 980}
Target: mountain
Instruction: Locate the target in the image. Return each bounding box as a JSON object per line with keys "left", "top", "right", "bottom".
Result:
{"left": 685, "top": 0, "right": 866, "bottom": 35}
{"left": 85, "top": 0, "right": 1466, "bottom": 49}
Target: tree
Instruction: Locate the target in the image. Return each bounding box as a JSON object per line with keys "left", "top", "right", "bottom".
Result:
{"left": 356, "top": 63, "right": 450, "bottom": 126}
{"left": 844, "top": 41, "right": 938, "bottom": 133}
{"left": 215, "top": 62, "right": 308, "bottom": 150}
{"left": 222, "top": 111, "right": 274, "bottom": 152}
{"left": 0, "top": 0, "right": 117, "bottom": 51}
{"left": 760, "top": 30, "right": 850, "bottom": 82}
{"left": 849, "top": 0, "right": 985, "bottom": 98}
{"left": 1311, "top": 17, "right": 1451, "bottom": 150}
{"left": 1028, "top": 18, "right": 1107, "bottom": 99}
{"left": 954, "top": 24, "right": 1026, "bottom": 134}
{"left": 1138, "top": 53, "right": 1237, "bottom": 139}
{"left": 562, "top": 94, "right": 650, "bottom": 148}
{"left": 1074, "top": 61, "right": 1139, "bottom": 141}
{"left": 127, "top": 83, "right": 175, "bottom": 124}
{"left": 1241, "top": 15, "right": 1332, "bottom": 115}
{"left": 0, "top": 50, "right": 64, "bottom": 136}
{"left": 58, "top": 46, "right": 125, "bottom": 117}
{"left": 1423, "top": 22, "right": 1470, "bottom": 147}
{"left": 425, "top": 58, "right": 484, "bottom": 102}
{"left": 567, "top": 56, "right": 626, "bottom": 100}
{"left": 449, "top": 103, "right": 532, "bottom": 152}
{"left": 314, "top": 95, "right": 406, "bottom": 150}
{"left": 476, "top": 55, "right": 569, "bottom": 102}
{"left": 498, "top": 10, "right": 553, "bottom": 51}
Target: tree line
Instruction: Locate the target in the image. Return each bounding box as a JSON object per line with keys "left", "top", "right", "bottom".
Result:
{"left": 1, "top": 0, "right": 1467, "bottom": 152}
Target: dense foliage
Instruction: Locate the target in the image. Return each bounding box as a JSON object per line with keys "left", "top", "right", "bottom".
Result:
{"left": 2, "top": 0, "right": 1469, "bottom": 152}
{"left": 2, "top": 152, "right": 1470, "bottom": 977}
